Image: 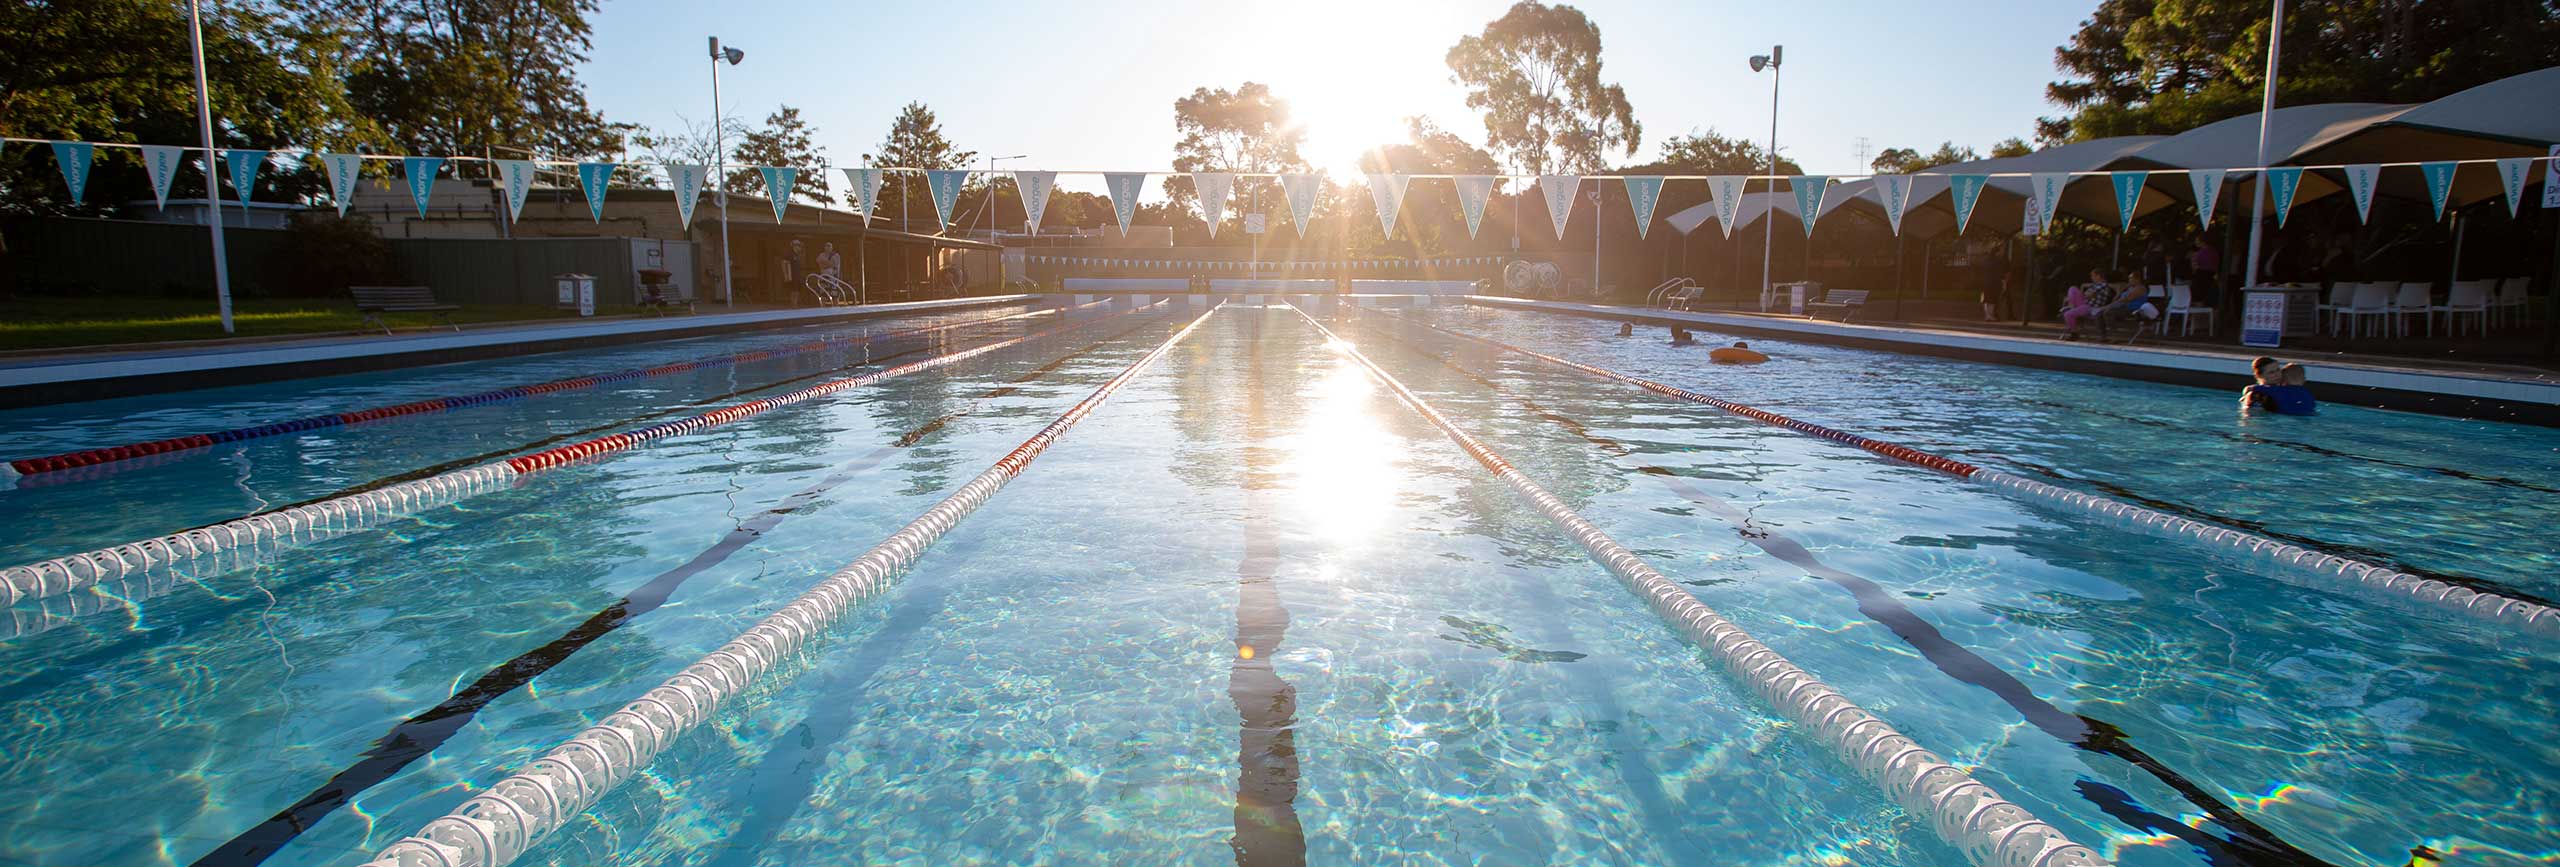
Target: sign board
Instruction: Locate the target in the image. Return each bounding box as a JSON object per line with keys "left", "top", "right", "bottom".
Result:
{"left": 1244, "top": 212, "right": 1267, "bottom": 234}
{"left": 2020, "top": 196, "right": 2043, "bottom": 236}
{"left": 2241, "top": 289, "right": 2286, "bottom": 348}
{"left": 2545, "top": 145, "right": 2560, "bottom": 209}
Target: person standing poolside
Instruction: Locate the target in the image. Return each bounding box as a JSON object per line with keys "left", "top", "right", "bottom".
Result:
{"left": 817, "top": 242, "right": 843, "bottom": 280}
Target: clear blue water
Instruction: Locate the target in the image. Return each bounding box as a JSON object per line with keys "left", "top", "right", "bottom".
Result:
{"left": 0, "top": 299, "right": 2551, "bottom": 867}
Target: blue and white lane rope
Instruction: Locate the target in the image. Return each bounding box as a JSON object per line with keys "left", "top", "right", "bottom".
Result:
{"left": 1289, "top": 304, "right": 2108, "bottom": 867}
{"left": 353, "top": 305, "right": 1219, "bottom": 867}
{"left": 1374, "top": 308, "right": 2560, "bottom": 641}
{"left": 0, "top": 303, "right": 1156, "bottom": 611}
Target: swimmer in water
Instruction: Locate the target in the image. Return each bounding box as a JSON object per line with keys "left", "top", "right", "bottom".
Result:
{"left": 1669, "top": 327, "right": 1697, "bottom": 346}
{"left": 1617, "top": 321, "right": 1634, "bottom": 337}
{"left": 1709, "top": 341, "right": 1769, "bottom": 364}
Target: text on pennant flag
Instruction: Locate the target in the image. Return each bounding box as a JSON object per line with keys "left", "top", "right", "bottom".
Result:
{"left": 1281, "top": 173, "right": 1322, "bottom": 236}
{"left": 1790, "top": 176, "right": 1829, "bottom": 235}
{"left": 2417, "top": 162, "right": 2456, "bottom": 220}
{"left": 2342, "top": 164, "right": 2379, "bottom": 224}
{"left": 1014, "top": 170, "right": 1056, "bottom": 234}
{"left": 2546, "top": 146, "right": 2560, "bottom": 209}
{"left": 1367, "top": 174, "right": 1411, "bottom": 238}
{"left": 1947, "top": 174, "right": 1989, "bottom": 235}
{"left": 2187, "top": 168, "right": 2226, "bottom": 231}
{"left": 1621, "top": 176, "right": 1664, "bottom": 239}
{"left": 1538, "top": 175, "right": 1579, "bottom": 239}
{"left": 224, "top": 149, "right": 269, "bottom": 203}
{"left": 1192, "top": 172, "right": 1234, "bottom": 238}
{"left": 496, "top": 159, "right": 537, "bottom": 222}
{"left": 2493, "top": 157, "right": 2532, "bottom": 217}
{"left": 140, "top": 145, "right": 188, "bottom": 210}
{"left": 757, "top": 166, "right": 798, "bottom": 222}
{"left": 578, "top": 162, "right": 616, "bottom": 223}
{"left": 924, "top": 170, "right": 970, "bottom": 228}
{"left": 1103, "top": 172, "right": 1148, "bottom": 236}
{"left": 402, "top": 156, "right": 445, "bottom": 218}
{"left": 1453, "top": 175, "right": 1496, "bottom": 239}
{"left": 50, "top": 141, "right": 94, "bottom": 203}
{"left": 840, "top": 167, "right": 884, "bottom": 221}
{"left": 666, "top": 164, "right": 705, "bottom": 227}
{"left": 1706, "top": 176, "right": 1747, "bottom": 238}
{"left": 2262, "top": 166, "right": 2305, "bottom": 227}
{"left": 1870, "top": 174, "right": 1915, "bottom": 237}
{"left": 2026, "top": 172, "right": 2068, "bottom": 234}
{"left": 319, "top": 153, "right": 364, "bottom": 216}
{"left": 2109, "top": 171, "right": 2147, "bottom": 231}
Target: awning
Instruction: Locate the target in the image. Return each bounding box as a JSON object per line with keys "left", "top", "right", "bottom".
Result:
{"left": 723, "top": 217, "right": 1001, "bottom": 251}
{"left": 2289, "top": 67, "right": 2560, "bottom": 208}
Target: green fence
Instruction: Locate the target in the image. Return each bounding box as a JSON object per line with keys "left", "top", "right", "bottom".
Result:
{"left": 386, "top": 237, "right": 638, "bottom": 306}
{"left": 3, "top": 216, "right": 648, "bottom": 306}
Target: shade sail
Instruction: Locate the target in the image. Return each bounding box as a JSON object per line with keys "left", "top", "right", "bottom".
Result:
{"left": 2290, "top": 67, "right": 2560, "bottom": 208}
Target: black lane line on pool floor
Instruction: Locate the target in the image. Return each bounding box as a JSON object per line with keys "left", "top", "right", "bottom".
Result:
{"left": 183, "top": 316, "right": 1171, "bottom": 867}
{"left": 1351, "top": 319, "right": 2345, "bottom": 867}
{"left": 1231, "top": 311, "right": 1307, "bottom": 867}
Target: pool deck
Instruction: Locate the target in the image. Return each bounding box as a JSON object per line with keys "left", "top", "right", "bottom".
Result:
{"left": 0, "top": 295, "right": 1035, "bottom": 409}
{"left": 1471, "top": 296, "right": 2560, "bottom": 426}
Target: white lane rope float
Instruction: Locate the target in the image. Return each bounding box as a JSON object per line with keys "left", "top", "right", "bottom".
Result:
{"left": 1371, "top": 308, "right": 2560, "bottom": 641}
{"left": 1286, "top": 304, "right": 2108, "bottom": 867}
{"left": 354, "top": 304, "right": 1219, "bottom": 867}
{"left": 0, "top": 303, "right": 1161, "bottom": 610}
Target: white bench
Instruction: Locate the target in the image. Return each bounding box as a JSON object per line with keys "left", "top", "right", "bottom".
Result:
{"left": 1805, "top": 288, "right": 1870, "bottom": 321}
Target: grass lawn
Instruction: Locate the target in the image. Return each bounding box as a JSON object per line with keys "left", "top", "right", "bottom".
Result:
{"left": 0, "top": 296, "right": 631, "bottom": 352}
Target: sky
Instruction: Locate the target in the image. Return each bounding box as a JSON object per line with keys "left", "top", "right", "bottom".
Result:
{"left": 581, "top": 0, "right": 2098, "bottom": 196}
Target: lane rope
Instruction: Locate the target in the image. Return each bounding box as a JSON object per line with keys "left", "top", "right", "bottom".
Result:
{"left": 1370, "top": 308, "right": 2560, "bottom": 640}
{"left": 1290, "top": 304, "right": 2108, "bottom": 867}
{"left": 0, "top": 303, "right": 1160, "bottom": 610}
{"left": 355, "top": 304, "right": 1220, "bottom": 867}
{"left": 4, "top": 301, "right": 1071, "bottom": 481}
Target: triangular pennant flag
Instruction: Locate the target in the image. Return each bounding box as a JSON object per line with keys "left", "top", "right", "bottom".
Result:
{"left": 577, "top": 162, "right": 615, "bottom": 223}
{"left": 1790, "top": 176, "right": 1829, "bottom": 235}
{"left": 1870, "top": 174, "right": 1915, "bottom": 236}
{"left": 665, "top": 163, "right": 705, "bottom": 226}
{"left": 755, "top": 166, "right": 797, "bottom": 222}
{"left": 1706, "top": 176, "right": 1747, "bottom": 239}
{"left": 2494, "top": 157, "right": 2533, "bottom": 217}
{"left": 319, "top": 152, "right": 363, "bottom": 216}
{"left": 2264, "top": 166, "right": 2305, "bottom": 227}
{"left": 224, "top": 149, "right": 269, "bottom": 203}
{"left": 1366, "top": 173, "right": 1411, "bottom": 237}
{"left": 2109, "top": 171, "right": 2147, "bottom": 232}
{"left": 840, "top": 168, "right": 884, "bottom": 221}
{"left": 2341, "top": 164, "right": 2380, "bottom": 224}
{"left": 924, "top": 170, "right": 969, "bottom": 229}
{"left": 1453, "top": 175, "right": 1495, "bottom": 239}
{"left": 1280, "top": 173, "right": 1322, "bottom": 236}
{"left": 49, "top": 141, "right": 94, "bottom": 202}
{"left": 1193, "top": 173, "right": 1234, "bottom": 237}
{"left": 2417, "top": 162, "right": 2456, "bottom": 220}
{"left": 1014, "top": 170, "right": 1056, "bottom": 234}
{"left": 1622, "top": 176, "right": 1664, "bottom": 239}
{"left": 2187, "top": 168, "right": 2226, "bottom": 230}
{"left": 139, "top": 145, "right": 187, "bottom": 210}
{"left": 1947, "top": 174, "right": 1989, "bottom": 234}
{"left": 1103, "top": 172, "right": 1147, "bottom": 235}
{"left": 402, "top": 156, "right": 445, "bottom": 217}
{"left": 496, "top": 159, "right": 537, "bottom": 222}
{"left": 2026, "top": 172, "right": 2068, "bottom": 235}
{"left": 1538, "top": 175, "right": 1579, "bottom": 239}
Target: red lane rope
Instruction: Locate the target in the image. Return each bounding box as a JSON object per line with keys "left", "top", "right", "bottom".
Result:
{"left": 1361, "top": 310, "right": 1981, "bottom": 478}
{"left": 6, "top": 302, "right": 1072, "bottom": 479}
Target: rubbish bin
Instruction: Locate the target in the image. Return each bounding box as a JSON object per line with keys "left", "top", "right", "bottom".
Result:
{"left": 555, "top": 273, "right": 595, "bottom": 317}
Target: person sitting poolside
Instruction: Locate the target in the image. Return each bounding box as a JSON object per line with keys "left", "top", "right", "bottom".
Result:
{"left": 1709, "top": 341, "right": 1768, "bottom": 364}
{"left": 2095, "top": 273, "right": 2159, "bottom": 343}
{"left": 2060, "top": 273, "right": 2105, "bottom": 340}
{"left": 2240, "top": 358, "right": 2318, "bottom": 416}
{"left": 1669, "top": 326, "right": 1697, "bottom": 346}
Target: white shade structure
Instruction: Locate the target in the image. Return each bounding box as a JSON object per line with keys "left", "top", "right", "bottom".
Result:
{"left": 2291, "top": 67, "right": 2560, "bottom": 208}
{"left": 2113, "top": 103, "right": 2414, "bottom": 210}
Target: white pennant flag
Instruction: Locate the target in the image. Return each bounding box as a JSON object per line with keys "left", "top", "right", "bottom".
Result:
{"left": 2341, "top": 164, "right": 2380, "bottom": 224}
{"left": 139, "top": 145, "right": 188, "bottom": 210}
{"left": 2187, "top": 168, "right": 2227, "bottom": 231}
{"left": 1014, "top": 170, "right": 1056, "bottom": 234}
{"left": 840, "top": 167, "right": 885, "bottom": 221}
{"left": 1366, "top": 173, "right": 1411, "bottom": 237}
{"left": 666, "top": 164, "right": 706, "bottom": 227}
{"left": 1706, "top": 176, "right": 1748, "bottom": 238}
{"left": 1453, "top": 175, "right": 1496, "bottom": 239}
{"left": 1193, "top": 172, "right": 1234, "bottom": 238}
{"left": 495, "top": 159, "right": 537, "bottom": 222}
{"left": 2494, "top": 157, "right": 2535, "bottom": 217}
{"left": 1103, "top": 172, "right": 1147, "bottom": 236}
{"left": 1870, "top": 174, "right": 1915, "bottom": 236}
{"left": 318, "top": 152, "right": 363, "bottom": 216}
{"left": 1280, "top": 173, "right": 1322, "bottom": 236}
{"left": 2026, "top": 172, "right": 2069, "bottom": 236}
{"left": 1538, "top": 175, "right": 1579, "bottom": 239}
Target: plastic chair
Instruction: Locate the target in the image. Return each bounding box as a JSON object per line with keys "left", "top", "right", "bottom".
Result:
{"left": 2388, "top": 282, "right": 2434, "bottom": 337}
{"left": 2338, "top": 282, "right": 2393, "bottom": 338}
{"left": 2164, "top": 283, "right": 2215, "bottom": 337}
{"left": 2436, "top": 280, "right": 2492, "bottom": 337}
{"left": 2492, "top": 277, "right": 2530, "bottom": 330}
{"left": 2317, "top": 282, "right": 2358, "bottom": 335}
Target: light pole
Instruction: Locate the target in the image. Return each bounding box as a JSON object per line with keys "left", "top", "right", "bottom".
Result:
{"left": 187, "top": 0, "right": 233, "bottom": 334}
{"left": 1751, "top": 45, "right": 1783, "bottom": 311}
{"left": 977, "top": 154, "right": 1026, "bottom": 292}
{"left": 2242, "top": 1, "right": 2284, "bottom": 301}
{"left": 708, "top": 36, "right": 744, "bottom": 308}
{"left": 1587, "top": 185, "right": 1603, "bottom": 298}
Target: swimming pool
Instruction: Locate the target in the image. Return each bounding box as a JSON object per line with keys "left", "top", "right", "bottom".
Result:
{"left": 0, "top": 298, "right": 2551, "bottom": 867}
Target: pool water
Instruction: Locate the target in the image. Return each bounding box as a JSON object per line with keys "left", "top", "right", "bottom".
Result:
{"left": 0, "top": 298, "right": 2551, "bottom": 867}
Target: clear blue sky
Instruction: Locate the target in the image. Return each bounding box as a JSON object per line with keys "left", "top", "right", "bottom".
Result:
{"left": 581, "top": 0, "right": 2097, "bottom": 195}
